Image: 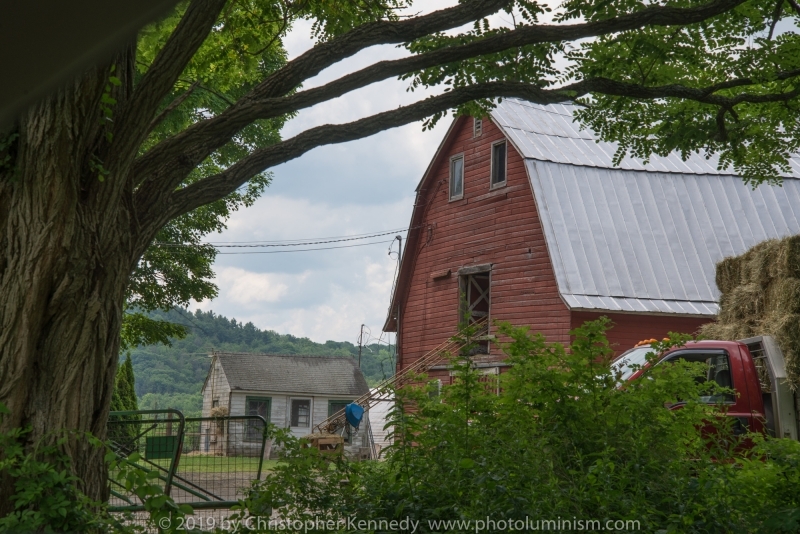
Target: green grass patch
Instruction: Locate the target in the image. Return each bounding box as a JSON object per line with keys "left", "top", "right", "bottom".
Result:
{"left": 141, "top": 455, "right": 280, "bottom": 474}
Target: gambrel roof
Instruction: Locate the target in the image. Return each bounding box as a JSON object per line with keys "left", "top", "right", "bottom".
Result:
{"left": 493, "top": 100, "right": 800, "bottom": 176}
{"left": 493, "top": 100, "right": 800, "bottom": 317}
{"left": 207, "top": 353, "right": 369, "bottom": 397}
{"left": 385, "top": 99, "right": 800, "bottom": 328}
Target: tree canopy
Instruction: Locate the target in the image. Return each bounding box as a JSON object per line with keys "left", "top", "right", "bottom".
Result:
{"left": 108, "top": 0, "right": 800, "bottom": 345}
{"left": 110, "top": 354, "right": 139, "bottom": 414}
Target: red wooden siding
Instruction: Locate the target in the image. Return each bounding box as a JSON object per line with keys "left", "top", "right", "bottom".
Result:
{"left": 397, "top": 116, "right": 571, "bottom": 373}
{"left": 570, "top": 311, "right": 711, "bottom": 357}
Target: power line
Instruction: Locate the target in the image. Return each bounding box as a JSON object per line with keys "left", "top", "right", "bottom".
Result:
{"left": 215, "top": 239, "right": 394, "bottom": 254}
{"left": 202, "top": 227, "right": 413, "bottom": 245}
{"left": 154, "top": 227, "right": 418, "bottom": 249}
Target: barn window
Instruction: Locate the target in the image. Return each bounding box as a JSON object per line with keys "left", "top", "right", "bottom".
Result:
{"left": 428, "top": 379, "right": 442, "bottom": 398}
{"left": 458, "top": 265, "right": 491, "bottom": 354}
{"left": 328, "top": 400, "right": 353, "bottom": 443}
{"left": 212, "top": 399, "right": 220, "bottom": 408}
{"left": 491, "top": 140, "right": 507, "bottom": 187}
{"left": 479, "top": 367, "right": 500, "bottom": 395}
{"left": 473, "top": 117, "right": 483, "bottom": 137}
{"left": 291, "top": 399, "right": 311, "bottom": 427}
{"left": 450, "top": 155, "right": 464, "bottom": 200}
{"left": 245, "top": 396, "right": 271, "bottom": 441}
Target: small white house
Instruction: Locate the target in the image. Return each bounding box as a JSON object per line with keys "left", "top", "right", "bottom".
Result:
{"left": 201, "top": 352, "right": 371, "bottom": 458}
{"left": 367, "top": 392, "right": 394, "bottom": 458}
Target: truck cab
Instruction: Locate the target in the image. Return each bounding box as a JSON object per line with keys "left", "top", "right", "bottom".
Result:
{"left": 612, "top": 336, "right": 800, "bottom": 441}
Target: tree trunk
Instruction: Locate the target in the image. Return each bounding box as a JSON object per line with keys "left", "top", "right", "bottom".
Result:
{"left": 0, "top": 59, "right": 136, "bottom": 510}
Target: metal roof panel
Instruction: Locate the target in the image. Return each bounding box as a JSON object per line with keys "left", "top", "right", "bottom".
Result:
{"left": 492, "top": 99, "right": 800, "bottom": 177}
{"left": 527, "top": 160, "right": 800, "bottom": 315}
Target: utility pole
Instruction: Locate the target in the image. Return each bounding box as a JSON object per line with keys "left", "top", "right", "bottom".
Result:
{"left": 358, "top": 324, "right": 365, "bottom": 368}
{"left": 395, "top": 235, "right": 402, "bottom": 264}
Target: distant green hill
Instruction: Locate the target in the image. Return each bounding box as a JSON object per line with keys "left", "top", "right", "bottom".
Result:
{"left": 129, "top": 308, "right": 396, "bottom": 417}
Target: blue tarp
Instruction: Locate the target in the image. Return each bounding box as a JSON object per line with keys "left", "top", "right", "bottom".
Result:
{"left": 345, "top": 403, "right": 364, "bottom": 429}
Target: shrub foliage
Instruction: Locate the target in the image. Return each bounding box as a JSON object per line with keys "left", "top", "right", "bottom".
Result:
{"left": 245, "top": 319, "right": 800, "bottom": 533}
{"left": 4, "top": 319, "right": 800, "bottom": 533}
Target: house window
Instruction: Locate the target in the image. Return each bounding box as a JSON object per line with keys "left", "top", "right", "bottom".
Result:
{"left": 473, "top": 117, "right": 482, "bottom": 137}
{"left": 245, "top": 396, "right": 271, "bottom": 441}
{"left": 459, "top": 271, "right": 491, "bottom": 354}
{"left": 491, "top": 140, "right": 507, "bottom": 187}
{"left": 450, "top": 155, "right": 464, "bottom": 200}
{"left": 212, "top": 399, "right": 220, "bottom": 408}
{"left": 328, "top": 400, "right": 353, "bottom": 443}
{"left": 291, "top": 399, "right": 311, "bottom": 427}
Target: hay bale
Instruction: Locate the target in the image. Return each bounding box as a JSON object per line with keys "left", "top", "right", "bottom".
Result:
{"left": 700, "top": 320, "right": 754, "bottom": 341}
{"left": 715, "top": 283, "right": 764, "bottom": 323}
{"left": 778, "top": 235, "right": 800, "bottom": 280}
{"left": 759, "top": 312, "right": 800, "bottom": 385}
{"left": 716, "top": 256, "right": 744, "bottom": 295}
{"left": 711, "top": 235, "right": 800, "bottom": 387}
{"left": 764, "top": 278, "right": 800, "bottom": 315}
{"left": 741, "top": 239, "right": 783, "bottom": 289}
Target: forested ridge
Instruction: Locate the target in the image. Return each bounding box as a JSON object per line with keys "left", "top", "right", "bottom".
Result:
{"left": 129, "top": 309, "right": 395, "bottom": 416}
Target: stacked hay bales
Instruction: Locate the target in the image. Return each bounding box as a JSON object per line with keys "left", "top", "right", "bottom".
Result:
{"left": 701, "top": 236, "right": 800, "bottom": 387}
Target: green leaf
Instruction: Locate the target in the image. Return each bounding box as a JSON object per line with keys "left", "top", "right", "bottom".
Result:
{"left": 459, "top": 458, "right": 475, "bottom": 469}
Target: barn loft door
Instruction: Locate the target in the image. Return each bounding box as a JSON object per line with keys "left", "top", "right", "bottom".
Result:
{"left": 465, "top": 273, "right": 490, "bottom": 319}
{"left": 459, "top": 272, "right": 490, "bottom": 354}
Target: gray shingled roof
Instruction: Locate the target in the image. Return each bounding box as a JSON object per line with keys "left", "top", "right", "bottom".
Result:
{"left": 214, "top": 353, "right": 369, "bottom": 396}
{"left": 489, "top": 99, "right": 800, "bottom": 316}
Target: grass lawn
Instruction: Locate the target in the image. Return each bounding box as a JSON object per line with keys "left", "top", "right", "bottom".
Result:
{"left": 143, "top": 456, "right": 281, "bottom": 474}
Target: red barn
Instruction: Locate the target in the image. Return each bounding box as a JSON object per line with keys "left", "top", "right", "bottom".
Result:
{"left": 383, "top": 99, "right": 800, "bottom": 378}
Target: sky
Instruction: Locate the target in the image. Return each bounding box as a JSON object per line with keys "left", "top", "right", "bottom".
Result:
{"left": 190, "top": 2, "right": 461, "bottom": 345}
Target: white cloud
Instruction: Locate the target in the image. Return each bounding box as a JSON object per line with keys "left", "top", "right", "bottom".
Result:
{"left": 212, "top": 267, "right": 290, "bottom": 305}
{"left": 191, "top": 256, "right": 399, "bottom": 343}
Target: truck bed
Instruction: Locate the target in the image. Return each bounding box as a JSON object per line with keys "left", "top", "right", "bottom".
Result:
{"left": 740, "top": 336, "right": 800, "bottom": 440}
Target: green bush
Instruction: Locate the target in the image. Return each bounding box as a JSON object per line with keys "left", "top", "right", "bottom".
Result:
{"left": 242, "top": 318, "right": 800, "bottom": 534}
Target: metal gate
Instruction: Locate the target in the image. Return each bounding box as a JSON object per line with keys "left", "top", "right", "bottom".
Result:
{"left": 108, "top": 410, "right": 269, "bottom": 511}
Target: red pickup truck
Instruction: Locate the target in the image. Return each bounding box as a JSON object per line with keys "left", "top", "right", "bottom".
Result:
{"left": 612, "top": 336, "right": 799, "bottom": 441}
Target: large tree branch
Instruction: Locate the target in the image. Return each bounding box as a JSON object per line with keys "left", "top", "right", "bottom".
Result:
{"left": 133, "top": 0, "right": 511, "bottom": 183}
{"left": 112, "top": 0, "right": 227, "bottom": 167}
{"left": 146, "top": 80, "right": 199, "bottom": 134}
{"left": 151, "top": 67, "right": 800, "bottom": 227}
{"left": 150, "top": 82, "right": 574, "bottom": 226}
{"left": 226, "top": 0, "right": 754, "bottom": 125}
{"left": 133, "top": 0, "right": 748, "bottom": 197}
{"left": 565, "top": 75, "right": 800, "bottom": 106}
{"left": 244, "top": 0, "right": 512, "bottom": 102}
{"left": 768, "top": 0, "right": 784, "bottom": 40}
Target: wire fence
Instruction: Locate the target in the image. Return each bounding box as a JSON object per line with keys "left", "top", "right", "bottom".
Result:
{"left": 107, "top": 410, "right": 269, "bottom": 512}
{"left": 175, "top": 416, "right": 269, "bottom": 505}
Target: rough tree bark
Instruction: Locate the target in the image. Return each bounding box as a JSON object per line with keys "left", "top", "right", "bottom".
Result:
{"left": 0, "top": 56, "right": 137, "bottom": 506}
{"left": 0, "top": 0, "right": 769, "bottom": 511}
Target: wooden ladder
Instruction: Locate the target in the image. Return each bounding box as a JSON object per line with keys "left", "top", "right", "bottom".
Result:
{"left": 312, "top": 317, "right": 489, "bottom": 435}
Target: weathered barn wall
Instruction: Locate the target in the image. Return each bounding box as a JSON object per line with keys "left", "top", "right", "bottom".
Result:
{"left": 571, "top": 311, "right": 710, "bottom": 356}
{"left": 397, "top": 116, "right": 571, "bottom": 372}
